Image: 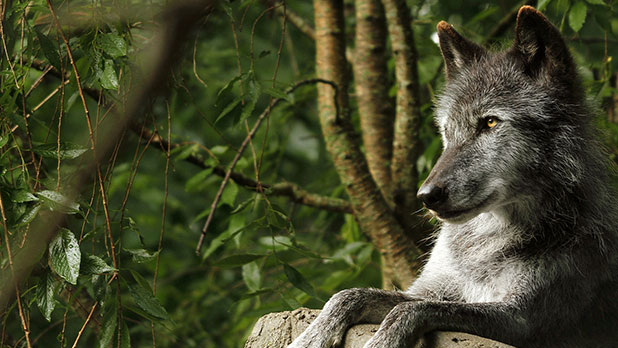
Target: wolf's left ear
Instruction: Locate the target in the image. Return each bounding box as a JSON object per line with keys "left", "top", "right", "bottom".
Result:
{"left": 512, "top": 6, "right": 576, "bottom": 80}
{"left": 437, "top": 21, "right": 486, "bottom": 80}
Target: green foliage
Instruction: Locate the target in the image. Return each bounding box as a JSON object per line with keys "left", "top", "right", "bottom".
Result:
{"left": 48, "top": 228, "right": 81, "bottom": 285}
{"left": 569, "top": 1, "right": 588, "bottom": 32}
{"left": 0, "top": 0, "right": 617, "bottom": 347}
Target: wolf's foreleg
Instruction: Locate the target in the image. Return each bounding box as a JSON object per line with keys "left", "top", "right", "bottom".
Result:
{"left": 287, "top": 288, "right": 412, "bottom": 348}
{"left": 362, "top": 301, "right": 529, "bottom": 348}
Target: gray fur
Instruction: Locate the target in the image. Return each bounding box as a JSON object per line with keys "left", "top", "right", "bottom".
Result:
{"left": 288, "top": 6, "right": 618, "bottom": 348}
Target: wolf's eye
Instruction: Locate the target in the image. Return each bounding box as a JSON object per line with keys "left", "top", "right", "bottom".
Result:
{"left": 485, "top": 117, "right": 498, "bottom": 129}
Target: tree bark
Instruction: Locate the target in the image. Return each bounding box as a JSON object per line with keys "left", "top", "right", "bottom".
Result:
{"left": 353, "top": 0, "right": 394, "bottom": 205}
{"left": 313, "top": 0, "right": 421, "bottom": 289}
{"left": 381, "top": 0, "right": 426, "bottom": 246}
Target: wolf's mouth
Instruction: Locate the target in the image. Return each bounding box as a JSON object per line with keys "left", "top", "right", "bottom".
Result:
{"left": 430, "top": 193, "right": 495, "bottom": 222}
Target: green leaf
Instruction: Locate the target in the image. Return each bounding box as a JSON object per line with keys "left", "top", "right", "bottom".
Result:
{"left": 239, "top": 74, "right": 261, "bottom": 123}
{"left": 283, "top": 264, "right": 316, "bottom": 298}
{"left": 6, "top": 112, "right": 26, "bottom": 132}
{"left": 537, "top": 0, "right": 552, "bottom": 10}
{"left": 123, "top": 216, "right": 145, "bottom": 246}
{"left": 171, "top": 144, "right": 198, "bottom": 162}
{"left": 221, "top": 183, "right": 238, "bottom": 207}
{"left": 210, "top": 145, "right": 228, "bottom": 156}
{"left": 124, "top": 248, "right": 159, "bottom": 263}
{"left": 36, "top": 272, "right": 57, "bottom": 322}
{"left": 266, "top": 208, "right": 287, "bottom": 229}
{"left": 32, "top": 142, "right": 88, "bottom": 160}
{"left": 341, "top": 214, "right": 361, "bottom": 242}
{"left": 260, "top": 237, "right": 323, "bottom": 259}
{"left": 185, "top": 168, "right": 213, "bottom": 192}
{"left": 240, "top": 288, "right": 274, "bottom": 300}
{"left": 569, "top": 1, "right": 587, "bottom": 32}
{"left": 99, "top": 302, "right": 117, "bottom": 348}
{"left": 129, "top": 270, "right": 152, "bottom": 292}
{"left": 216, "top": 74, "right": 243, "bottom": 105}
{"left": 98, "top": 33, "right": 128, "bottom": 58}
{"left": 100, "top": 59, "right": 119, "bottom": 90}
{"left": 220, "top": 1, "right": 234, "bottom": 19}
{"left": 201, "top": 214, "right": 248, "bottom": 260}
{"left": 0, "top": 134, "right": 9, "bottom": 148}
{"left": 357, "top": 244, "right": 374, "bottom": 266}
{"left": 49, "top": 228, "right": 81, "bottom": 285}
{"left": 332, "top": 241, "right": 366, "bottom": 266}
{"left": 215, "top": 97, "right": 242, "bottom": 124}
{"left": 35, "top": 29, "right": 61, "bottom": 70}
{"left": 215, "top": 253, "right": 265, "bottom": 267}
{"left": 231, "top": 196, "right": 256, "bottom": 214}
{"left": 584, "top": 0, "right": 606, "bottom": 5}
{"left": 14, "top": 204, "right": 41, "bottom": 227}
{"left": 127, "top": 277, "right": 168, "bottom": 320}
{"left": 262, "top": 86, "right": 290, "bottom": 101}
{"left": 81, "top": 255, "right": 116, "bottom": 275}
{"left": 11, "top": 190, "right": 38, "bottom": 203}
{"left": 91, "top": 274, "right": 110, "bottom": 302}
{"left": 242, "top": 261, "right": 261, "bottom": 292}
{"left": 37, "top": 190, "right": 80, "bottom": 214}
{"left": 120, "top": 319, "right": 131, "bottom": 348}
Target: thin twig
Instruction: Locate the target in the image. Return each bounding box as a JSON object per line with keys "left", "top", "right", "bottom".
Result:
{"left": 261, "top": 0, "right": 315, "bottom": 40}
{"left": 45, "top": 4, "right": 124, "bottom": 346}
{"left": 195, "top": 78, "right": 340, "bottom": 254}
{"left": 117, "top": 118, "right": 156, "bottom": 229}
{"left": 247, "top": 3, "right": 280, "bottom": 204}
{"left": 192, "top": 15, "right": 210, "bottom": 88}
{"left": 46, "top": 0, "right": 118, "bottom": 271}
{"left": 0, "top": 14, "right": 20, "bottom": 89}
{"left": 483, "top": 0, "right": 535, "bottom": 44}
{"left": 70, "top": 302, "right": 98, "bottom": 348}
{"left": 0, "top": 192, "right": 32, "bottom": 348}
{"left": 151, "top": 101, "right": 171, "bottom": 348}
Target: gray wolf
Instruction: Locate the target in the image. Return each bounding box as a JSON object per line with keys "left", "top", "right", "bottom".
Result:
{"left": 287, "top": 6, "right": 618, "bottom": 348}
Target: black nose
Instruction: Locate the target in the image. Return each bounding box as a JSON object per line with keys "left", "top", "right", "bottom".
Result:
{"left": 417, "top": 183, "right": 447, "bottom": 209}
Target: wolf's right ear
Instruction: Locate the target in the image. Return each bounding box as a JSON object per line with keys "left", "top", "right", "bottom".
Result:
{"left": 437, "top": 21, "right": 486, "bottom": 80}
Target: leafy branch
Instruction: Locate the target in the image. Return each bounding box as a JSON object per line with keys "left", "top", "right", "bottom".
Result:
{"left": 129, "top": 122, "right": 353, "bottom": 214}
{"left": 195, "top": 78, "right": 345, "bottom": 254}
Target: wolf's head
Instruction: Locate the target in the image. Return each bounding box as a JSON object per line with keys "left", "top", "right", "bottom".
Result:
{"left": 418, "top": 6, "right": 593, "bottom": 224}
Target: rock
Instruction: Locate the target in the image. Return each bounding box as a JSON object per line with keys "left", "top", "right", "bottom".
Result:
{"left": 244, "top": 308, "right": 516, "bottom": 348}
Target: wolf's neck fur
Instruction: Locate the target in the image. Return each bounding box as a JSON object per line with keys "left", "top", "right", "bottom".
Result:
{"left": 484, "top": 169, "right": 617, "bottom": 256}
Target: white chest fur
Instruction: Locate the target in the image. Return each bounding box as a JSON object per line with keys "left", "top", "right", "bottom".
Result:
{"left": 409, "top": 214, "right": 527, "bottom": 303}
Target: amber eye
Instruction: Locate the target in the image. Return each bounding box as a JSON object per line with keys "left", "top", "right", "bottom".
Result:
{"left": 486, "top": 117, "right": 498, "bottom": 129}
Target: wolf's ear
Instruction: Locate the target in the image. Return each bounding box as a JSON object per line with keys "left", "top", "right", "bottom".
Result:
{"left": 512, "top": 6, "right": 575, "bottom": 80}
{"left": 437, "top": 21, "right": 486, "bottom": 80}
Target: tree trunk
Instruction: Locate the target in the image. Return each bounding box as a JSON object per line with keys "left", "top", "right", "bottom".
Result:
{"left": 381, "top": 0, "right": 427, "bottom": 247}
{"left": 353, "top": 0, "right": 394, "bottom": 205}
{"left": 313, "top": 0, "right": 421, "bottom": 289}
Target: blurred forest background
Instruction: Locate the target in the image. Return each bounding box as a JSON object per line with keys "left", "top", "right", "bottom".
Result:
{"left": 1, "top": 0, "right": 618, "bottom": 347}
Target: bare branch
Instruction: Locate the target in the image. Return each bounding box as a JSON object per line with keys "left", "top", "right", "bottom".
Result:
{"left": 128, "top": 121, "right": 353, "bottom": 214}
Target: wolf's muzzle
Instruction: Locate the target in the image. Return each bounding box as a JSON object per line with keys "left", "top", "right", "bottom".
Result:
{"left": 417, "top": 183, "right": 447, "bottom": 210}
